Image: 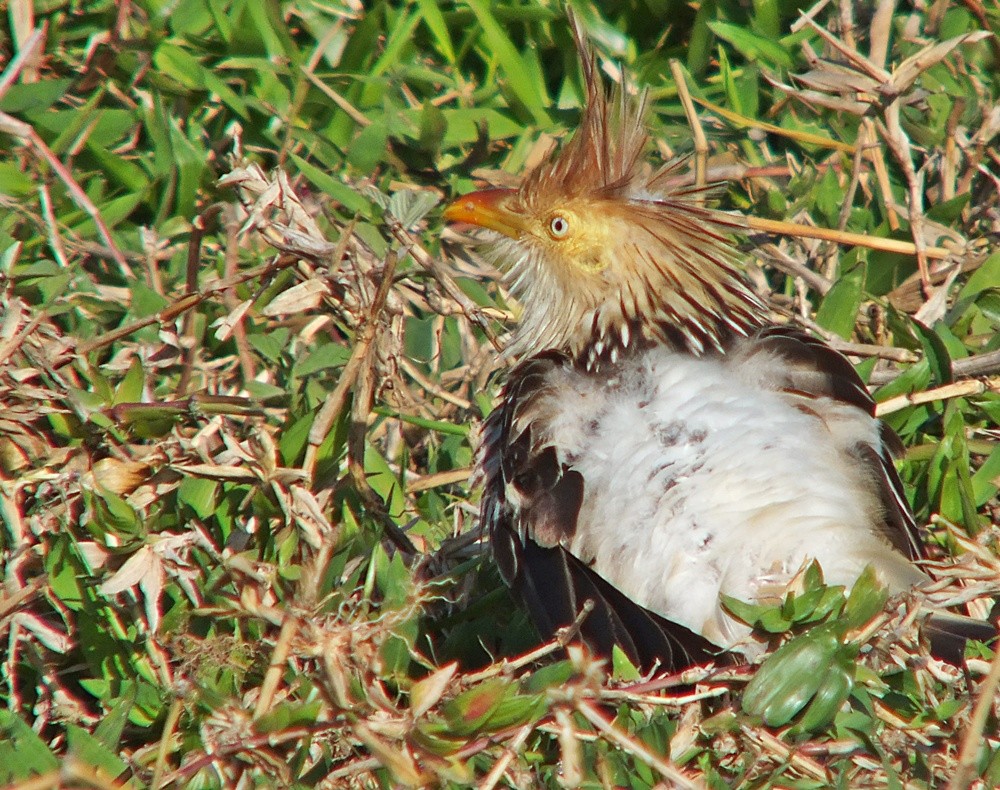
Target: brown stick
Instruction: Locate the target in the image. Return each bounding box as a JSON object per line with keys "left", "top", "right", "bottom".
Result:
{"left": 948, "top": 643, "right": 1000, "bottom": 790}
{"left": 747, "top": 216, "right": 951, "bottom": 259}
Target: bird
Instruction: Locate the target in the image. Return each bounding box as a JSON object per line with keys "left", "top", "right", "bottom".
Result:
{"left": 443, "top": 20, "right": 992, "bottom": 673}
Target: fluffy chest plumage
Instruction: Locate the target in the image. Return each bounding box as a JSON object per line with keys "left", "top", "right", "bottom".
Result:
{"left": 506, "top": 343, "right": 924, "bottom": 649}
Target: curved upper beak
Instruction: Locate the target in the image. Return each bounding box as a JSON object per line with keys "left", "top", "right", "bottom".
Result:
{"left": 442, "top": 188, "right": 524, "bottom": 239}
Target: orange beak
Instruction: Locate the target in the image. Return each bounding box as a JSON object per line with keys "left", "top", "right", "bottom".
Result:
{"left": 443, "top": 188, "right": 524, "bottom": 239}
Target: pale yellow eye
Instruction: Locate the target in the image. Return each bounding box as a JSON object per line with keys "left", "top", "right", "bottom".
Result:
{"left": 548, "top": 215, "right": 570, "bottom": 238}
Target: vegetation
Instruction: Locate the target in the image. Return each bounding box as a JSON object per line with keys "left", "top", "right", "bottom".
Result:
{"left": 1, "top": 0, "right": 999, "bottom": 787}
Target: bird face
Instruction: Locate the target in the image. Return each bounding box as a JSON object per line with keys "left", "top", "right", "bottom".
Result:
{"left": 445, "top": 185, "right": 639, "bottom": 366}
{"left": 444, "top": 188, "right": 615, "bottom": 275}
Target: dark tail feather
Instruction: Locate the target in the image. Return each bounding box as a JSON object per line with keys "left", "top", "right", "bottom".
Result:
{"left": 514, "top": 539, "right": 721, "bottom": 673}
{"left": 925, "top": 612, "right": 997, "bottom": 664}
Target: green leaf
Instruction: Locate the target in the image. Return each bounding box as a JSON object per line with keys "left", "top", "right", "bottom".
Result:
{"left": 810, "top": 587, "right": 849, "bottom": 623}
{"left": 152, "top": 43, "right": 206, "bottom": 91}
{"left": 347, "top": 122, "right": 390, "bottom": 172}
{"left": 815, "top": 166, "right": 845, "bottom": 223}
{"left": 911, "top": 319, "right": 953, "bottom": 384}
{"left": 758, "top": 606, "right": 795, "bottom": 633}
{"left": 0, "top": 162, "right": 36, "bottom": 195}
{"left": 524, "top": 660, "right": 575, "bottom": 693}
{"left": 802, "top": 560, "right": 825, "bottom": 592}
{"left": 375, "top": 543, "right": 412, "bottom": 608}
{"left": 440, "top": 107, "right": 523, "bottom": 146}
{"left": 718, "top": 47, "right": 741, "bottom": 116}
{"left": 295, "top": 344, "right": 352, "bottom": 376}
{"left": 243, "top": 0, "right": 299, "bottom": 60}
{"left": 793, "top": 657, "right": 854, "bottom": 733}
{"left": 444, "top": 679, "right": 508, "bottom": 735}
{"left": 153, "top": 42, "right": 248, "bottom": 118}
{"left": 751, "top": 0, "right": 782, "bottom": 39}
{"left": 926, "top": 192, "right": 971, "bottom": 223}
{"left": 482, "top": 692, "right": 546, "bottom": 731}
{"left": 464, "top": 0, "right": 551, "bottom": 126}
{"left": 364, "top": 444, "right": 406, "bottom": 516}
{"left": 0, "top": 710, "right": 59, "bottom": 781}
{"left": 177, "top": 476, "right": 219, "bottom": 520}
{"left": 721, "top": 594, "right": 769, "bottom": 628}
{"left": 90, "top": 145, "right": 148, "bottom": 193}
{"left": 875, "top": 357, "right": 931, "bottom": 405}
{"left": 415, "top": 0, "right": 456, "bottom": 63}
{"left": 707, "top": 21, "right": 795, "bottom": 68}
{"left": 743, "top": 624, "right": 842, "bottom": 726}
{"left": 955, "top": 252, "right": 1000, "bottom": 303}
{"left": 46, "top": 537, "right": 86, "bottom": 610}
{"left": 249, "top": 327, "right": 290, "bottom": 362}
{"left": 0, "top": 78, "right": 73, "bottom": 114}
{"left": 290, "top": 153, "right": 374, "bottom": 214}
{"left": 372, "top": 408, "right": 470, "bottom": 437}
{"left": 686, "top": 0, "right": 716, "bottom": 74}
{"left": 48, "top": 93, "right": 108, "bottom": 157}
{"left": 611, "top": 645, "right": 642, "bottom": 681}
{"left": 130, "top": 280, "right": 171, "bottom": 318}
{"left": 88, "top": 488, "right": 143, "bottom": 536}
{"left": 255, "top": 700, "right": 322, "bottom": 733}
{"left": 113, "top": 357, "right": 146, "bottom": 406}
{"left": 76, "top": 191, "right": 146, "bottom": 231}
{"left": 371, "top": 9, "right": 422, "bottom": 79}
{"left": 816, "top": 264, "right": 864, "bottom": 339}
{"left": 93, "top": 682, "right": 136, "bottom": 750}
{"left": 66, "top": 725, "right": 129, "bottom": 780}
{"left": 971, "top": 443, "right": 1000, "bottom": 506}
{"left": 842, "top": 566, "right": 889, "bottom": 630}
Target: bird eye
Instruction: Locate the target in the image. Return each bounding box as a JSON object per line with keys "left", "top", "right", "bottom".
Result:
{"left": 548, "top": 215, "right": 570, "bottom": 239}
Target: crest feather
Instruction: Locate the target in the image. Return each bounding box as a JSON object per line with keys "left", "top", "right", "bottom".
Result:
{"left": 522, "top": 17, "right": 648, "bottom": 205}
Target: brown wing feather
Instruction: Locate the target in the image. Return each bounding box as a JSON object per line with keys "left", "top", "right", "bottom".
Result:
{"left": 481, "top": 352, "right": 721, "bottom": 672}
{"left": 742, "top": 325, "right": 923, "bottom": 562}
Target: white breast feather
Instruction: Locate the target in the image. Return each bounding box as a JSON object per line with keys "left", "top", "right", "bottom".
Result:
{"left": 535, "top": 344, "right": 925, "bottom": 650}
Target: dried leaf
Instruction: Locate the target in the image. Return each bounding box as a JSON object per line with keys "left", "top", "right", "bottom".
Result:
{"left": 99, "top": 546, "right": 157, "bottom": 596}
{"left": 261, "top": 280, "right": 330, "bottom": 317}
{"left": 90, "top": 458, "right": 151, "bottom": 495}
{"left": 410, "top": 662, "right": 458, "bottom": 718}
{"left": 14, "top": 613, "right": 72, "bottom": 653}
{"left": 213, "top": 299, "right": 254, "bottom": 341}
{"left": 890, "top": 32, "right": 992, "bottom": 95}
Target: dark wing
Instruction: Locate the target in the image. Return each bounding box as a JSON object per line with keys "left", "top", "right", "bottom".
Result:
{"left": 479, "top": 351, "right": 721, "bottom": 673}
{"left": 743, "top": 325, "right": 923, "bottom": 562}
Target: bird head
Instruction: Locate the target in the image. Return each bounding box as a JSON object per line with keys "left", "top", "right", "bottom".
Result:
{"left": 444, "top": 22, "right": 765, "bottom": 370}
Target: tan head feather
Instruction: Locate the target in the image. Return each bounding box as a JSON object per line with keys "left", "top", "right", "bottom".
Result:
{"left": 444, "top": 16, "right": 765, "bottom": 369}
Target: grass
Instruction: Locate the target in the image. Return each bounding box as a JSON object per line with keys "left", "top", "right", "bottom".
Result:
{"left": 1, "top": 0, "right": 999, "bottom": 787}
